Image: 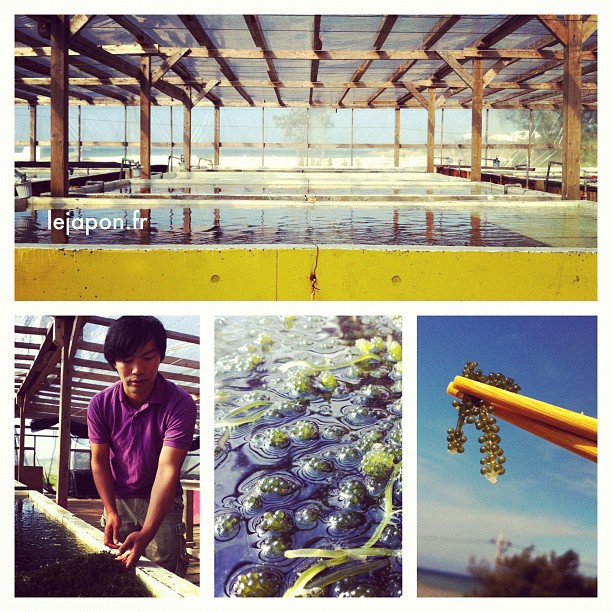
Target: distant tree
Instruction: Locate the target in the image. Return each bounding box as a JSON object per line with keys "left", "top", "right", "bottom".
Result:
{"left": 273, "top": 109, "right": 336, "bottom": 165}
{"left": 507, "top": 109, "right": 597, "bottom": 166}
{"left": 468, "top": 546, "right": 597, "bottom": 597}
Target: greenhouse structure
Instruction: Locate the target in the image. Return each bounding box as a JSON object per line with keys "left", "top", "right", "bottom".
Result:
{"left": 14, "top": 15, "right": 597, "bottom": 300}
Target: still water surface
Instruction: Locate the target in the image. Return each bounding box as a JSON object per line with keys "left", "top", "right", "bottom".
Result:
{"left": 16, "top": 205, "right": 595, "bottom": 248}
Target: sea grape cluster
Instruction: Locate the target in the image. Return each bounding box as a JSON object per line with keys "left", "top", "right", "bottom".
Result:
{"left": 447, "top": 361, "right": 520, "bottom": 483}
{"left": 215, "top": 316, "right": 402, "bottom": 597}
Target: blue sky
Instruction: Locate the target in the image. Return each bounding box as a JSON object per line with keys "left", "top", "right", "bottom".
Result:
{"left": 417, "top": 316, "right": 597, "bottom": 577}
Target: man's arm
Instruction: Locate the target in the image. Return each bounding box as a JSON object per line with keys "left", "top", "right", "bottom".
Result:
{"left": 116, "top": 445, "right": 188, "bottom": 570}
{"left": 89, "top": 442, "right": 122, "bottom": 549}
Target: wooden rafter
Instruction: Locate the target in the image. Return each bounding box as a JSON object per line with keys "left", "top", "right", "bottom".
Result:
{"left": 244, "top": 14, "right": 283, "bottom": 106}
{"left": 25, "top": 16, "right": 189, "bottom": 105}
{"left": 368, "top": 15, "right": 460, "bottom": 105}
{"left": 537, "top": 15, "right": 569, "bottom": 46}
{"left": 179, "top": 14, "right": 253, "bottom": 106}
{"left": 110, "top": 15, "right": 213, "bottom": 108}
{"left": 338, "top": 14, "right": 397, "bottom": 106}
{"left": 399, "top": 15, "right": 536, "bottom": 107}
{"left": 309, "top": 15, "right": 322, "bottom": 106}
{"left": 69, "top": 15, "right": 95, "bottom": 38}
{"left": 18, "top": 76, "right": 599, "bottom": 93}
{"left": 17, "top": 45, "right": 596, "bottom": 62}
{"left": 13, "top": 15, "right": 596, "bottom": 110}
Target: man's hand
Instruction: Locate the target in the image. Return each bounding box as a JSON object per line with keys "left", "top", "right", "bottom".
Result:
{"left": 115, "top": 529, "right": 154, "bottom": 571}
{"left": 103, "top": 511, "right": 122, "bottom": 549}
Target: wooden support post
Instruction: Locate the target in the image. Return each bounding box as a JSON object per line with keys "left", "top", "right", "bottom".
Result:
{"left": 471, "top": 58, "right": 484, "bottom": 182}
{"left": 213, "top": 106, "right": 220, "bottom": 167}
{"left": 55, "top": 316, "right": 75, "bottom": 509}
{"left": 123, "top": 105, "right": 128, "bottom": 159}
{"left": 18, "top": 396, "right": 27, "bottom": 482}
{"left": 484, "top": 108, "right": 490, "bottom": 166}
{"left": 77, "top": 105, "right": 82, "bottom": 163}
{"left": 306, "top": 108, "right": 310, "bottom": 167}
{"left": 140, "top": 56, "right": 151, "bottom": 179}
{"left": 427, "top": 89, "right": 436, "bottom": 173}
{"left": 29, "top": 104, "right": 37, "bottom": 162}
{"left": 50, "top": 16, "right": 69, "bottom": 243}
{"left": 184, "top": 102, "right": 192, "bottom": 171}
{"left": 394, "top": 108, "right": 400, "bottom": 168}
{"left": 562, "top": 15, "right": 582, "bottom": 200}
{"left": 261, "top": 106, "right": 265, "bottom": 167}
{"left": 528, "top": 109, "right": 533, "bottom": 189}
{"left": 440, "top": 108, "right": 445, "bottom": 165}
{"left": 350, "top": 109, "right": 354, "bottom": 167}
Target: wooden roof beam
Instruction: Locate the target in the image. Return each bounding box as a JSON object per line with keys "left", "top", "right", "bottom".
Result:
{"left": 475, "top": 15, "right": 535, "bottom": 48}
{"left": 537, "top": 15, "right": 568, "bottom": 46}
{"left": 69, "top": 15, "right": 95, "bottom": 39}
{"left": 15, "top": 322, "right": 61, "bottom": 406}
{"left": 368, "top": 15, "right": 460, "bottom": 104}
{"left": 192, "top": 79, "right": 221, "bottom": 107}
{"left": 433, "top": 14, "right": 538, "bottom": 84}
{"left": 109, "top": 15, "right": 158, "bottom": 47}
{"left": 244, "top": 14, "right": 284, "bottom": 106}
{"left": 179, "top": 14, "right": 253, "bottom": 106}
{"left": 152, "top": 48, "right": 191, "bottom": 85}
{"left": 26, "top": 16, "right": 187, "bottom": 104}
{"left": 402, "top": 82, "right": 429, "bottom": 109}
{"left": 110, "top": 15, "right": 194, "bottom": 104}
{"left": 368, "top": 15, "right": 459, "bottom": 105}
{"left": 338, "top": 15, "right": 397, "bottom": 106}
{"left": 581, "top": 15, "right": 597, "bottom": 43}
{"left": 437, "top": 51, "right": 474, "bottom": 88}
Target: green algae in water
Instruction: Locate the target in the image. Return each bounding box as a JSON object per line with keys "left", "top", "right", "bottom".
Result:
{"left": 15, "top": 551, "right": 151, "bottom": 597}
{"left": 214, "top": 316, "right": 402, "bottom": 597}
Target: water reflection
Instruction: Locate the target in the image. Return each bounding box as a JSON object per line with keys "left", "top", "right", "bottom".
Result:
{"left": 15, "top": 205, "right": 595, "bottom": 248}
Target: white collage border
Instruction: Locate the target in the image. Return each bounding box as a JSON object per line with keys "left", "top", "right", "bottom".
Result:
{"left": 2, "top": 1, "right": 610, "bottom": 610}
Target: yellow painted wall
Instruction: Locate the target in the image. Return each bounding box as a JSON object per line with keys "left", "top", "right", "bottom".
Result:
{"left": 15, "top": 246, "right": 596, "bottom": 301}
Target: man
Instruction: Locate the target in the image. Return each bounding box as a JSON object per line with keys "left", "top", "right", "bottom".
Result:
{"left": 87, "top": 316, "right": 197, "bottom": 577}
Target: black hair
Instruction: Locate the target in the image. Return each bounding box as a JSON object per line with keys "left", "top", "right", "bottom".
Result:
{"left": 104, "top": 316, "right": 167, "bottom": 366}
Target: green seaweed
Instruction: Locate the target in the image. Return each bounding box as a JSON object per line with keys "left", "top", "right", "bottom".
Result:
{"left": 15, "top": 551, "right": 151, "bottom": 597}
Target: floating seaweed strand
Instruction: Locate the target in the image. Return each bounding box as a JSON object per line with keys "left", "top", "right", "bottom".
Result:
{"left": 283, "top": 461, "right": 402, "bottom": 597}
{"left": 214, "top": 354, "right": 380, "bottom": 430}
{"left": 446, "top": 361, "right": 521, "bottom": 484}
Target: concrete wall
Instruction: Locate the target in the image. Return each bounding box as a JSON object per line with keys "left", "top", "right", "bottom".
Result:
{"left": 15, "top": 246, "right": 596, "bottom": 301}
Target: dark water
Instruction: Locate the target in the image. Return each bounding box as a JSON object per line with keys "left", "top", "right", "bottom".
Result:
{"left": 15, "top": 206, "right": 556, "bottom": 247}
{"left": 15, "top": 497, "right": 89, "bottom": 572}
{"left": 214, "top": 316, "right": 402, "bottom": 597}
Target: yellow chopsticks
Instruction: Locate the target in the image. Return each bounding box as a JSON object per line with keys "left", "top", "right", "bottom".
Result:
{"left": 447, "top": 376, "right": 597, "bottom": 463}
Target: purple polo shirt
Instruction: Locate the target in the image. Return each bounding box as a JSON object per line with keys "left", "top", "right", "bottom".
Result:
{"left": 87, "top": 373, "right": 197, "bottom": 499}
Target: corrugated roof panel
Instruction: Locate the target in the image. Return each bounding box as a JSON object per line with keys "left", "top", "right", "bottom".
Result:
{"left": 178, "top": 57, "right": 225, "bottom": 81}
{"left": 405, "top": 61, "right": 447, "bottom": 80}
{"left": 310, "top": 88, "right": 351, "bottom": 106}
{"left": 129, "top": 15, "right": 199, "bottom": 47}
{"left": 258, "top": 15, "right": 315, "bottom": 51}
{"left": 319, "top": 15, "right": 384, "bottom": 50}
{"left": 317, "top": 60, "right": 363, "bottom": 80}
{"left": 78, "top": 15, "right": 139, "bottom": 46}
{"left": 198, "top": 15, "right": 257, "bottom": 49}
{"left": 272, "top": 60, "right": 312, "bottom": 82}
{"left": 224, "top": 59, "right": 271, "bottom": 81}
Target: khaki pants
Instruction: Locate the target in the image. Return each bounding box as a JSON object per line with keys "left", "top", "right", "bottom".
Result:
{"left": 101, "top": 496, "right": 189, "bottom": 577}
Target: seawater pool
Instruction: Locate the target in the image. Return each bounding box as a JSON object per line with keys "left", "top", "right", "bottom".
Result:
{"left": 15, "top": 496, "right": 89, "bottom": 573}
{"left": 214, "top": 315, "right": 402, "bottom": 597}
{"left": 15, "top": 203, "right": 596, "bottom": 248}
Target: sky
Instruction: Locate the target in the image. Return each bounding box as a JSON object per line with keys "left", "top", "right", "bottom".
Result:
{"left": 417, "top": 316, "right": 598, "bottom": 577}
